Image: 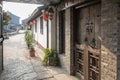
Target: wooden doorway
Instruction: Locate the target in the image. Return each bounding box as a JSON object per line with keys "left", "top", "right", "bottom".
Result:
{"left": 73, "top": 2, "right": 101, "bottom": 80}
{"left": 59, "top": 11, "right": 65, "bottom": 54}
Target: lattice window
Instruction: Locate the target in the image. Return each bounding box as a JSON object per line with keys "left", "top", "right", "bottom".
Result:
{"left": 75, "top": 46, "right": 84, "bottom": 75}
{"left": 88, "top": 52, "right": 100, "bottom": 80}
{"left": 40, "top": 16, "right": 43, "bottom": 34}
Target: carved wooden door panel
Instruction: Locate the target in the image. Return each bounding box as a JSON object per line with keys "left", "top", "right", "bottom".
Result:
{"left": 75, "top": 3, "right": 101, "bottom": 80}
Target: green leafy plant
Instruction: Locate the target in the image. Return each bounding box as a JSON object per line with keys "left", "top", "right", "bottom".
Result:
{"left": 25, "top": 30, "right": 33, "bottom": 48}
{"left": 42, "top": 48, "right": 60, "bottom": 66}
{"left": 42, "top": 48, "right": 50, "bottom": 66}
{"left": 3, "top": 11, "right": 11, "bottom": 25}
{"left": 29, "top": 45, "right": 35, "bottom": 51}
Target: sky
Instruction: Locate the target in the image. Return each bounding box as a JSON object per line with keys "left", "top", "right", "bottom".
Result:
{"left": 3, "top": 1, "right": 42, "bottom": 24}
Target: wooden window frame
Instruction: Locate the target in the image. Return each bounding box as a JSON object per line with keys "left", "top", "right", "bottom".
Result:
{"left": 35, "top": 23, "right": 37, "bottom": 32}
{"left": 40, "top": 16, "right": 43, "bottom": 34}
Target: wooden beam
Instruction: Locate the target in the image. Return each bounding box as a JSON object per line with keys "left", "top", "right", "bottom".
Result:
{"left": 75, "top": 0, "right": 101, "bottom": 9}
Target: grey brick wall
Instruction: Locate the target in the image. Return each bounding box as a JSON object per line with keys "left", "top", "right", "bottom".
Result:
{"left": 117, "top": 1, "right": 120, "bottom": 80}
{"left": 57, "top": 0, "right": 120, "bottom": 80}
{"left": 58, "top": 8, "right": 71, "bottom": 74}
{"left": 101, "top": 0, "right": 118, "bottom": 80}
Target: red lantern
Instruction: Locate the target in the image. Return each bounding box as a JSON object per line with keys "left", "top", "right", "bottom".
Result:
{"left": 33, "top": 20, "right": 37, "bottom": 24}
{"left": 43, "top": 13, "right": 48, "bottom": 21}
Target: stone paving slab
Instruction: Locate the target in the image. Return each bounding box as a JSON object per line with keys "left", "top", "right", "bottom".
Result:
{"left": 1, "top": 34, "right": 79, "bottom": 80}
{"left": 54, "top": 74, "right": 71, "bottom": 80}
{"left": 47, "top": 66, "right": 66, "bottom": 75}
{"left": 36, "top": 71, "right": 54, "bottom": 80}
{"left": 34, "top": 66, "right": 48, "bottom": 73}
{"left": 43, "top": 78, "right": 56, "bottom": 80}
{"left": 34, "top": 44, "right": 79, "bottom": 80}
{"left": 22, "top": 72, "right": 38, "bottom": 80}
{"left": 1, "top": 34, "right": 38, "bottom": 80}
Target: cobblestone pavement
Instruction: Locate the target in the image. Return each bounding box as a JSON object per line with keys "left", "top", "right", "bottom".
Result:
{"left": 0, "top": 34, "right": 79, "bottom": 80}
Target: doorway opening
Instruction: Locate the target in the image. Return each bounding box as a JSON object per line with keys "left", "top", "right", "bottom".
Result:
{"left": 73, "top": 2, "right": 101, "bottom": 80}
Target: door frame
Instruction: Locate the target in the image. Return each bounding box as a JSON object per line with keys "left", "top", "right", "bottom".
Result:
{"left": 58, "top": 10, "right": 65, "bottom": 54}
{"left": 71, "top": 0, "right": 101, "bottom": 80}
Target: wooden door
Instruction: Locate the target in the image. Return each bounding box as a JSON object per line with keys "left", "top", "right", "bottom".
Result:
{"left": 59, "top": 11, "right": 65, "bottom": 54}
{"left": 74, "top": 3, "right": 101, "bottom": 80}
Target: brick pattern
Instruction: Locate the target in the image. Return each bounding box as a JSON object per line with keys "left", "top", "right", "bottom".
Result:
{"left": 59, "top": 8, "right": 71, "bottom": 74}
{"left": 117, "top": 1, "right": 120, "bottom": 80}
{"left": 57, "top": 1, "right": 120, "bottom": 80}
{"left": 101, "top": 0, "right": 118, "bottom": 80}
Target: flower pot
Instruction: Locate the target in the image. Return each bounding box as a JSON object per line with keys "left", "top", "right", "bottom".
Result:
{"left": 29, "top": 50, "right": 35, "bottom": 57}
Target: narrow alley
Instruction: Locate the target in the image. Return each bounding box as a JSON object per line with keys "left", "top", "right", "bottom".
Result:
{"left": 0, "top": 33, "right": 78, "bottom": 80}
{"left": 1, "top": 0, "right": 120, "bottom": 80}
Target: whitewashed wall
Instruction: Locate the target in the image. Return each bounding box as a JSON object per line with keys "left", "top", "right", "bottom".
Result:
{"left": 31, "top": 11, "right": 56, "bottom": 50}
{"left": 32, "top": 16, "right": 47, "bottom": 48}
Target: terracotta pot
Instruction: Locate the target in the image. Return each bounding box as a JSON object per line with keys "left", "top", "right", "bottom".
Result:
{"left": 29, "top": 50, "right": 35, "bottom": 57}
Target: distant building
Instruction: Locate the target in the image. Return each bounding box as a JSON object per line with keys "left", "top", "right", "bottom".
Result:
{"left": 22, "top": 17, "right": 30, "bottom": 30}
{"left": 4, "top": 11, "right": 21, "bottom": 32}
{"left": 7, "top": 11, "right": 20, "bottom": 25}
{"left": 27, "top": 6, "right": 53, "bottom": 49}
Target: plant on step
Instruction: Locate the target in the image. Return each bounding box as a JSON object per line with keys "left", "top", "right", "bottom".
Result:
{"left": 53, "top": 51, "right": 60, "bottom": 66}
{"left": 25, "top": 30, "right": 33, "bottom": 48}
{"left": 42, "top": 48, "right": 60, "bottom": 66}
{"left": 42, "top": 48, "right": 50, "bottom": 66}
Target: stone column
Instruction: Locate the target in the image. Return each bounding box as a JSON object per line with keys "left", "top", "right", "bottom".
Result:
{"left": 49, "top": 7, "right": 56, "bottom": 50}
{"left": 64, "top": 8, "right": 71, "bottom": 74}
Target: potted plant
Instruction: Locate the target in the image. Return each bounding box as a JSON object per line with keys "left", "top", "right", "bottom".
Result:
{"left": 29, "top": 45, "right": 35, "bottom": 57}
{"left": 42, "top": 48, "right": 60, "bottom": 66}
{"left": 25, "top": 30, "right": 33, "bottom": 48}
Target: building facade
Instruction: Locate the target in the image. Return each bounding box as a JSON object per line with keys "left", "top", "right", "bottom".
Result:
{"left": 22, "top": 18, "right": 29, "bottom": 30}
{"left": 1, "top": 0, "right": 120, "bottom": 80}
{"left": 7, "top": 11, "right": 20, "bottom": 25}
{"left": 4, "top": 11, "right": 20, "bottom": 31}
{"left": 55, "top": 0, "right": 120, "bottom": 80}
{"left": 27, "top": 6, "right": 56, "bottom": 50}
{"left": 27, "top": 0, "right": 120, "bottom": 80}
